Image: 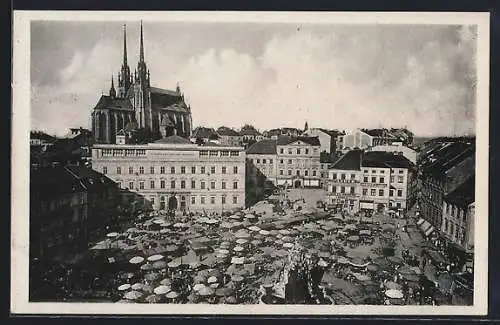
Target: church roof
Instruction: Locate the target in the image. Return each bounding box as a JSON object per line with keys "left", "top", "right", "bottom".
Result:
{"left": 150, "top": 87, "right": 182, "bottom": 97}
{"left": 153, "top": 135, "right": 192, "bottom": 145}
{"left": 94, "top": 95, "right": 133, "bottom": 111}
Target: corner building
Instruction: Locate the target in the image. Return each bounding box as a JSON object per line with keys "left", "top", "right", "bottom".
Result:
{"left": 91, "top": 135, "right": 246, "bottom": 213}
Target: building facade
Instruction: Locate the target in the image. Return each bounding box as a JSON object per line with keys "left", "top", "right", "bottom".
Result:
{"left": 303, "top": 128, "right": 337, "bottom": 154}
{"left": 217, "top": 126, "right": 242, "bottom": 147}
{"left": 91, "top": 22, "right": 193, "bottom": 144}
{"left": 367, "top": 143, "right": 418, "bottom": 164}
{"left": 30, "top": 166, "right": 118, "bottom": 260}
{"left": 342, "top": 129, "right": 373, "bottom": 151}
{"left": 91, "top": 136, "right": 246, "bottom": 213}
{"left": 327, "top": 150, "right": 415, "bottom": 214}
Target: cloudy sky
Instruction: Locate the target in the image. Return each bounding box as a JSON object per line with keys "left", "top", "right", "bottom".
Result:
{"left": 31, "top": 21, "right": 477, "bottom": 137}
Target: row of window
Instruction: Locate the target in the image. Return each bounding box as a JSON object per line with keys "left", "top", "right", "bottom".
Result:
{"left": 330, "top": 174, "right": 405, "bottom": 184}
{"left": 444, "top": 203, "right": 467, "bottom": 222}
{"left": 152, "top": 195, "right": 239, "bottom": 206}
{"left": 443, "top": 219, "right": 466, "bottom": 245}
{"left": 331, "top": 187, "right": 404, "bottom": 197}
{"left": 250, "top": 158, "right": 274, "bottom": 164}
{"left": 101, "top": 149, "right": 147, "bottom": 157}
{"left": 279, "top": 169, "right": 317, "bottom": 177}
{"left": 199, "top": 150, "right": 240, "bottom": 157}
{"left": 362, "top": 169, "right": 405, "bottom": 174}
{"left": 278, "top": 159, "right": 318, "bottom": 167}
{"left": 117, "top": 180, "right": 240, "bottom": 191}
{"left": 278, "top": 147, "right": 318, "bottom": 155}
{"left": 103, "top": 165, "right": 239, "bottom": 175}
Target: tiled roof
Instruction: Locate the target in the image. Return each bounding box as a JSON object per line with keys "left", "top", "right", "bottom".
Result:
{"left": 331, "top": 150, "right": 362, "bottom": 171}
{"left": 421, "top": 141, "right": 475, "bottom": 175}
{"left": 153, "top": 135, "right": 192, "bottom": 145}
{"left": 94, "top": 95, "right": 133, "bottom": 111}
{"left": 277, "top": 136, "right": 321, "bottom": 146}
{"left": 217, "top": 127, "right": 240, "bottom": 137}
{"left": 193, "top": 127, "right": 218, "bottom": 139}
{"left": 240, "top": 127, "right": 261, "bottom": 136}
{"left": 30, "top": 131, "right": 57, "bottom": 142}
{"left": 246, "top": 140, "right": 277, "bottom": 155}
{"left": 444, "top": 176, "right": 475, "bottom": 207}
{"left": 150, "top": 87, "right": 187, "bottom": 111}
{"left": 150, "top": 87, "right": 182, "bottom": 97}
{"left": 362, "top": 151, "right": 413, "bottom": 169}
{"left": 317, "top": 128, "right": 338, "bottom": 137}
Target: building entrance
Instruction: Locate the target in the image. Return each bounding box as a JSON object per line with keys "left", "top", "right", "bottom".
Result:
{"left": 168, "top": 196, "right": 178, "bottom": 210}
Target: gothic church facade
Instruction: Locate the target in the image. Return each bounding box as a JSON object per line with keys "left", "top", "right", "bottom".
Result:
{"left": 91, "top": 22, "right": 193, "bottom": 144}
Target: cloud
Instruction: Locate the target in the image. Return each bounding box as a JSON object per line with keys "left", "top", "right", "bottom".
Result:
{"left": 31, "top": 24, "right": 477, "bottom": 137}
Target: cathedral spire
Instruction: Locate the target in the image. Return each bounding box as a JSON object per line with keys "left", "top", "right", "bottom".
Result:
{"left": 139, "top": 20, "right": 145, "bottom": 63}
{"left": 123, "top": 24, "right": 128, "bottom": 66}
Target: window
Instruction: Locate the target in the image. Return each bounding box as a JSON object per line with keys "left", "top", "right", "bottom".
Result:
{"left": 139, "top": 181, "right": 144, "bottom": 190}
{"left": 150, "top": 198, "right": 155, "bottom": 206}
{"left": 333, "top": 174, "right": 337, "bottom": 180}
{"left": 280, "top": 148, "right": 284, "bottom": 154}
{"left": 390, "top": 189, "right": 394, "bottom": 197}
{"left": 230, "top": 151, "right": 240, "bottom": 157}
{"left": 305, "top": 149, "right": 309, "bottom": 154}
{"left": 150, "top": 180, "right": 155, "bottom": 189}
{"left": 150, "top": 166, "right": 155, "bottom": 174}
{"left": 201, "top": 181, "right": 206, "bottom": 189}
{"left": 390, "top": 176, "right": 395, "bottom": 183}
{"left": 249, "top": 159, "right": 253, "bottom": 164}
{"left": 364, "top": 170, "right": 368, "bottom": 173}
{"left": 305, "top": 170, "right": 309, "bottom": 176}
{"left": 160, "top": 166, "right": 165, "bottom": 174}
{"left": 222, "top": 196, "right": 226, "bottom": 204}
{"left": 129, "top": 167, "right": 134, "bottom": 174}
{"left": 396, "top": 202, "right": 401, "bottom": 208}
{"left": 379, "top": 189, "right": 384, "bottom": 196}
{"left": 117, "top": 181, "right": 122, "bottom": 188}
{"left": 201, "top": 196, "right": 206, "bottom": 204}
{"left": 233, "top": 196, "right": 238, "bottom": 204}
{"left": 280, "top": 170, "right": 284, "bottom": 175}
{"left": 211, "top": 181, "right": 216, "bottom": 189}
{"left": 297, "top": 149, "right": 301, "bottom": 154}
{"left": 371, "top": 177, "right": 376, "bottom": 183}
{"left": 221, "top": 150, "right": 229, "bottom": 156}
{"left": 380, "top": 177, "right": 385, "bottom": 183}
{"left": 399, "top": 170, "right": 404, "bottom": 174}
{"left": 397, "top": 189, "right": 403, "bottom": 197}
{"left": 181, "top": 166, "right": 186, "bottom": 174}
{"left": 363, "top": 177, "right": 368, "bottom": 183}
{"left": 371, "top": 170, "right": 376, "bottom": 173}
{"left": 296, "top": 170, "right": 300, "bottom": 176}
{"left": 341, "top": 174, "right": 346, "bottom": 180}
{"left": 221, "top": 181, "right": 226, "bottom": 190}
{"left": 332, "top": 186, "right": 337, "bottom": 193}
{"left": 117, "top": 166, "right": 121, "bottom": 174}
{"left": 288, "top": 149, "right": 292, "bottom": 154}
{"left": 370, "top": 189, "right": 376, "bottom": 196}
{"left": 233, "top": 166, "right": 238, "bottom": 174}
{"left": 191, "top": 196, "right": 196, "bottom": 204}
{"left": 233, "top": 181, "right": 238, "bottom": 189}
{"left": 288, "top": 170, "right": 292, "bottom": 176}
{"left": 191, "top": 166, "right": 196, "bottom": 174}
{"left": 129, "top": 182, "right": 134, "bottom": 189}
{"left": 380, "top": 170, "right": 385, "bottom": 174}
{"left": 211, "top": 167, "right": 216, "bottom": 174}
{"left": 171, "top": 167, "right": 175, "bottom": 174}
{"left": 350, "top": 187, "right": 355, "bottom": 194}
{"left": 139, "top": 166, "right": 144, "bottom": 174}
{"left": 350, "top": 174, "right": 355, "bottom": 179}
{"left": 263, "top": 159, "right": 267, "bottom": 164}
{"left": 181, "top": 180, "right": 186, "bottom": 189}
{"left": 210, "top": 151, "right": 218, "bottom": 157}
{"left": 398, "top": 176, "right": 404, "bottom": 183}
{"left": 312, "top": 170, "right": 316, "bottom": 176}
{"left": 288, "top": 159, "right": 292, "bottom": 164}
{"left": 211, "top": 196, "right": 215, "bottom": 204}
{"left": 222, "top": 166, "right": 227, "bottom": 174}
{"left": 171, "top": 180, "right": 176, "bottom": 189}
{"left": 102, "top": 166, "right": 107, "bottom": 174}
{"left": 340, "top": 186, "right": 345, "bottom": 193}
{"left": 280, "top": 159, "right": 284, "bottom": 164}
{"left": 362, "top": 188, "right": 368, "bottom": 195}
{"left": 201, "top": 167, "right": 206, "bottom": 174}
{"left": 269, "top": 159, "right": 273, "bottom": 164}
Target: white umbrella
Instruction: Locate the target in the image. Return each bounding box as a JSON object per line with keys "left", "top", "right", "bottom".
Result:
{"left": 248, "top": 226, "right": 261, "bottom": 232}
{"left": 229, "top": 215, "right": 240, "bottom": 220}
{"left": 129, "top": 256, "right": 144, "bottom": 264}
{"left": 147, "top": 254, "right": 164, "bottom": 262}
{"left": 207, "top": 276, "right": 218, "bottom": 284}
{"left": 385, "top": 289, "right": 404, "bottom": 299}
{"left": 153, "top": 219, "right": 164, "bottom": 224}
{"left": 231, "top": 256, "right": 245, "bottom": 264}
{"left": 236, "top": 238, "right": 248, "bottom": 245}
{"left": 124, "top": 290, "right": 143, "bottom": 300}
{"left": 118, "top": 283, "right": 131, "bottom": 291}
{"left": 218, "top": 249, "right": 230, "bottom": 255}
{"left": 259, "top": 230, "right": 270, "bottom": 236}
{"left": 233, "top": 245, "right": 244, "bottom": 252}
{"left": 193, "top": 283, "right": 205, "bottom": 292}
{"left": 166, "top": 291, "right": 179, "bottom": 299}
{"left": 131, "top": 283, "right": 143, "bottom": 290}
{"left": 106, "top": 232, "right": 119, "bottom": 238}
{"left": 283, "top": 242, "right": 294, "bottom": 249}
{"left": 244, "top": 214, "right": 256, "bottom": 219}
{"left": 153, "top": 285, "right": 171, "bottom": 295}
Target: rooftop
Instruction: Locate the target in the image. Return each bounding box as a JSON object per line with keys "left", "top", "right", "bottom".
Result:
{"left": 153, "top": 135, "right": 193, "bottom": 145}
{"left": 217, "top": 127, "right": 240, "bottom": 137}
{"left": 444, "top": 176, "right": 475, "bottom": 207}
{"left": 362, "top": 151, "right": 414, "bottom": 169}
{"left": 246, "top": 139, "right": 277, "bottom": 155}
{"left": 331, "top": 150, "right": 362, "bottom": 171}
{"left": 277, "top": 136, "right": 321, "bottom": 146}
{"left": 192, "top": 127, "right": 218, "bottom": 139}
{"left": 94, "top": 95, "right": 133, "bottom": 111}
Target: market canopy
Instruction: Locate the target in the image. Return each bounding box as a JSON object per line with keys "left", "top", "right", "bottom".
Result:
{"left": 147, "top": 254, "right": 164, "bottom": 262}
{"left": 385, "top": 289, "right": 404, "bottom": 299}
{"left": 129, "top": 256, "right": 144, "bottom": 264}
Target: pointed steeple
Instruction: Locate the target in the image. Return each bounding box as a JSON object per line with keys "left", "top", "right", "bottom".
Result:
{"left": 139, "top": 20, "right": 145, "bottom": 63}
{"left": 304, "top": 120, "right": 309, "bottom": 132}
{"left": 123, "top": 24, "right": 128, "bottom": 66}
{"left": 109, "top": 74, "right": 116, "bottom": 98}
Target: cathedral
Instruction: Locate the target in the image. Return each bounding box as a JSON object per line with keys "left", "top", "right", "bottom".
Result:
{"left": 91, "top": 22, "right": 193, "bottom": 144}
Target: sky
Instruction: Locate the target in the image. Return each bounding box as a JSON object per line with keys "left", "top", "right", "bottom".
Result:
{"left": 30, "top": 21, "right": 477, "bottom": 137}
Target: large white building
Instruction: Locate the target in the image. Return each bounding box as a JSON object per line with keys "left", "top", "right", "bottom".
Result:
{"left": 91, "top": 135, "right": 246, "bottom": 213}
{"left": 302, "top": 128, "right": 337, "bottom": 154}
{"left": 367, "top": 143, "right": 418, "bottom": 164}
{"left": 246, "top": 136, "right": 322, "bottom": 188}
{"left": 327, "top": 150, "right": 416, "bottom": 214}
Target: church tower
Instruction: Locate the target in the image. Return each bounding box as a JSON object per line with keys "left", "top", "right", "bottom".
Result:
{"left": 117, "top": 24, "right": 131, "bottom": 98}
{"left": 133, "top": 20, "right": 153, "bottom": 130}
{"left": 109, "top": 75, "right": 116, "bottom": 98}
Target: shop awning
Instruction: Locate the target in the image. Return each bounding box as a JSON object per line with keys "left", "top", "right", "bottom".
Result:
{"left": 418, "top": 220, "right": 432, "bottom": 234}
{"left": 424, "top": 226, "right": 435, "bottom": 237}
{"left": 416, "top": 218, "right": 425, "bottom": 226}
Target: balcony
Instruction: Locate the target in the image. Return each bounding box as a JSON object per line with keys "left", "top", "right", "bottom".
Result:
{"left": 329, "top": 179, "right": 359, "bottom": 184}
